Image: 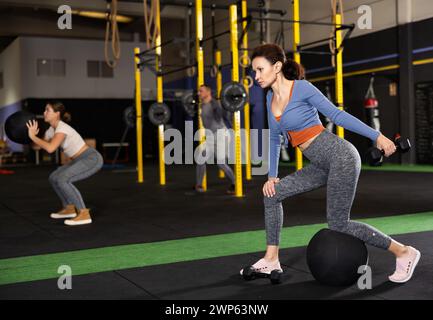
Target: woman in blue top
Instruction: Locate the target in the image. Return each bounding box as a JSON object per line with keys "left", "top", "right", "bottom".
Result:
{"left": 242, "top": 44, "right": 420, "bottom": 284}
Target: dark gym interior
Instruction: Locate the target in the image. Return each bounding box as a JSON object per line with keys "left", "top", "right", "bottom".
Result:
{"left": 1, "top": 0, "right": 433, "bottom": 307}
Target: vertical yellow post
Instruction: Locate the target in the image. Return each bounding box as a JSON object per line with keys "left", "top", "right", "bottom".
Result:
{"left": 242, "top": 0, "right": 251, "bottom": 180}
{"left": 155, "top": 0, "right": 166, "bottom": 185}
{"left": 216, "top": 50, "right": 222, "bottom": 98}
{"left": 196, "top": 0, "right": 207, "bottom": 190}
{"left": 335, "top": 13, "right": 345, "bottom": 139}
{"left": 292, "top": 0, "right": 303, "bottom": 171}
{"left": 230, "top": 4, "right": 243, "bottom": 197}
{"left": 134, "top": 47, "right": 144, "bottom": 183}
{"left": 216, "top": 50, "right": 225, "bottom": 179}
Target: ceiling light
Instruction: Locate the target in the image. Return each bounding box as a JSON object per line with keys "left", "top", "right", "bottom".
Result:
{"left": 71, "top": 10, "right": 133, "bottom": 23}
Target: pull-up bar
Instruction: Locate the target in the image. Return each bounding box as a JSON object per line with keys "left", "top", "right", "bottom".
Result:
{"left": 119, "top": 0, "right": 286, "bottom": 15}
{"left": 200, "top": 16, "right": 251, "bottom": 46}
{"left": 136, "top": 37, "right": 194, "bottom": 58}
{"left": 295, "top": 23, "right": 354, "bottom": 56}
{"left": 136, "top": 16, "right": 252, "bottom": 58}
{"left": 250, "top": 16, "right": 355, "bottom": 29}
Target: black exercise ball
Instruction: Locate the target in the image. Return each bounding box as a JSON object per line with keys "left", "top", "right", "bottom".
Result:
{"left": 306, "top": 228, "right": 369, "bottom": 286}
{"left": 4, "top": 111, "right": 37, "bottom": 144}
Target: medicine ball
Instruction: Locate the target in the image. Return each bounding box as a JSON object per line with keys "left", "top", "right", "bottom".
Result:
{"left": 4, "top": 111, "right": 37, "bottom": 144}
{"left": 306, "top": 228, "right": 369, "bottom": 286}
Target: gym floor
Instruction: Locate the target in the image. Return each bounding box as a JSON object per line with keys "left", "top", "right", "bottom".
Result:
{"left": 1, "top": 163, "right": 432, "bottom": 300}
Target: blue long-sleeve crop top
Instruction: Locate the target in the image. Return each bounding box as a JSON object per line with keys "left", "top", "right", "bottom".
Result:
{"left": 267, "top": 80, "right": 380, "bottom": 178}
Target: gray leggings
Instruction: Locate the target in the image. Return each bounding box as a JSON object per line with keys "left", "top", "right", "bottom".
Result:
{"left": 196, "top": 136, "right": 235, "bottom": 186}
{"left": 264, "top": 129, "right": 392, "bottom": 250}
{"left": 49, "top": 148, "right": 103, "bottom": 210}
{"left": 196, "top": 163, "right": 235, "bottom": 186}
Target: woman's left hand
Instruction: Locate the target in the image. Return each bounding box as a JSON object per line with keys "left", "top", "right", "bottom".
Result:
{"left": 26, "top": 120, "right": 39, "bottom": 140}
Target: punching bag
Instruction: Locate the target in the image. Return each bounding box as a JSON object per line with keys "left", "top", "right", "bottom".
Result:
{"left": 364, "top": 76, "right": 380, "bottom": 134}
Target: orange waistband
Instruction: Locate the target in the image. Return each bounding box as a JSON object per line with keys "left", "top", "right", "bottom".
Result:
{"left": 288, "top": 125, "right": 325, "bottom": 147}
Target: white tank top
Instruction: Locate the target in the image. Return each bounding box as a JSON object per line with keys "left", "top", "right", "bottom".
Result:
{"left": 44, "top": 121, "right": 86, "bottom": 158}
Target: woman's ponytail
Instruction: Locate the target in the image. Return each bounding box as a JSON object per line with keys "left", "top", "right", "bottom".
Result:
{"left": 281, "top": 59, "right": 305, "bottom": 80}
{"left": 62, "top": 112, "right": 72, "bottom": 123}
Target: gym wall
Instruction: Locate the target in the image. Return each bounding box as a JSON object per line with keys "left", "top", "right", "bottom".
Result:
{"left": 0, "top": 36, "right": 157, "bottom": 108}
{"left": 1, "top": 2, "right": 433, "bottom": 164}
{"left": 0, "top": 39, "right": 21, "bottom": 108}
{"left": 304, "top": 17, "right": 433, "bottom": 164}
{"left": 164, "top": 16, "right": 433, "bottom": 164}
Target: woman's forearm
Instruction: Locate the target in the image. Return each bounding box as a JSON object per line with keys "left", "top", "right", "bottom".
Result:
{"left": 30, "top": 136, "right": 56, "bottom": 153}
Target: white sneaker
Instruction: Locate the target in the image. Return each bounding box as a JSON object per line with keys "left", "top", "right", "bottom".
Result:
{"left": 64, "top": 218, "right": 92, "bottom": 226}
{"left": 389, "top": 246, "right": 421, "bottom": 283}
{"left": 50, "top": 212, "right": 77, "bottom": 219}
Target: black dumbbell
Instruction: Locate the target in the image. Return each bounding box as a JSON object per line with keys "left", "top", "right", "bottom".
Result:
{"left": 241, "top": 266, "right": 283, "bottom": 284}
{"left": 367, "top": 135, "right": 411, "bottom": 166}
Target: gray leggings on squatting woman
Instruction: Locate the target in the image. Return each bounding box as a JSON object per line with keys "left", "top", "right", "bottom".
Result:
{"left": 49, "top": 148, "right": 103, "bottom": 210}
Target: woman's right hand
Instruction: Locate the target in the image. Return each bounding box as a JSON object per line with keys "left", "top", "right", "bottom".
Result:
{"left": 263, "top": 177, "right": 280, "bottom": 197}
{"left": 376, "top": 133, "right": 397, "bottom": 157}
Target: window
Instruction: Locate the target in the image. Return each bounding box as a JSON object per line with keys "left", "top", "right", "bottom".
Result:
{"left": 37, "top": 59, "right": 51, "bottom": 76}
{"left": 100, "top": 62, "right": 113, "bottom": 78}
{"left": 52, "top": 59, "right": 66, "bottom": 77}
{"left": 87, "top": 60, "right": 113, "bottom": 78}
{"left": 37, "top": 58, "right": 66, "bottom": 77}
{"left": 87, "top": 60, "right": 99, "bottom": 78}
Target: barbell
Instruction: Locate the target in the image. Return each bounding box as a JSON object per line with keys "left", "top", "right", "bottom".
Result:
{"left": 148, "top": 102, "right": 171, "bottom": 126}
{"left": 182, "top": 92, "right": 199, "bottom": 117}
{"left": 220, "top": 81, "right": 248, "bottom": 113}
{"left": 182, "top": 82, "right": 248, "bottom": 116}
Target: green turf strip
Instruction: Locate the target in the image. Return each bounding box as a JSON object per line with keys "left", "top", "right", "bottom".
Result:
{"left": 360, "top": 163, "right": 433, "bottom": 173}
{"left": 1, "top": 211, "right": 433, "bottom": 286}
{"left": 277, "top": 162, "right": 433, "bottom": 173}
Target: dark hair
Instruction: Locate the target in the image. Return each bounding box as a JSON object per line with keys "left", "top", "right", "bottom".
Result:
{"left": 46, "top": 101, "right": 71, "bottom": 122}
{"left": 251, "top": 43, "right": 305, "bottom": 80}
{"left": 200, "top": 84, "right": 212, "bottom": 91}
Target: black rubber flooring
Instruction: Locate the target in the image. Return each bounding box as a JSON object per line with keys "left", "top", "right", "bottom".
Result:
{"left": 1, "top": 231, "right": 432, "bottom": 300}
{"left": 1, "top": 163, "right": 433, "bottom": 300}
